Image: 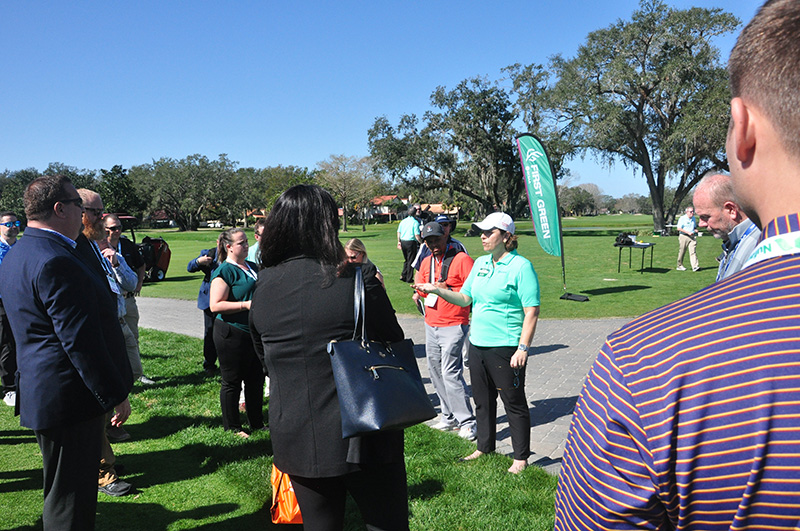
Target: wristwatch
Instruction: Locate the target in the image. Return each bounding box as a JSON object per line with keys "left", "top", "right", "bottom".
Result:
{"left": 517, "top": 344, "right": 529, "bottom": 352}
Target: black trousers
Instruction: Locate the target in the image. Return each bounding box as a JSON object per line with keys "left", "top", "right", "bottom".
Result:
{"left": 213, "top": 319, "right": 265, "bottom": 432}
{"left": 202, "top": 308, "right": 218, "bottom": 371}
{"left": 0, "top": 300, "right": 17, "bottom": 391}
{"left": 469, "top": 344, "right": 531, "bottom": 460}
{"left": 291, "top": 462, "right": 409, "bottom": 531}
{"left": 36, "top": 414, "right": 104, "bottom": 531}
{"left": 400, "top": 240, "right": 419, "bottom": 283}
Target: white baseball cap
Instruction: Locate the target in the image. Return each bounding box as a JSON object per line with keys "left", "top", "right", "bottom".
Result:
{"left": 472, "top": 212, "right": 515, "bottom": 235}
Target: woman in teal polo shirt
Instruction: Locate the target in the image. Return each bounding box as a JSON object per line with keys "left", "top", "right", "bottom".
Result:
{"left": 414, "top": 212, "right": 539, "bottom": 473}
{"left": 209, "top": 228, "right": 265, "bottom": 438}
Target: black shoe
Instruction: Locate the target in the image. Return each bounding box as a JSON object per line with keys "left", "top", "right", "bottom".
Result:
{"left": 98, "top": 479, "right": 132, "bottom": 497}
{"left": 106, "top": 425, "right": 131, "bottom": 442}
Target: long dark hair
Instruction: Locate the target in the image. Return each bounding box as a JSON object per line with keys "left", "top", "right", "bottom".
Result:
{"left": 260, "top": 184, "right": 344, "bottom": 268}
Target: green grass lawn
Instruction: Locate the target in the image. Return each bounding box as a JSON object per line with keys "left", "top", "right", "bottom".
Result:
{"left": 136, "top": 214, "right": 721, "bottom": 318}
{"left": 1, "top": 329, "right": 558, "bottom": 530}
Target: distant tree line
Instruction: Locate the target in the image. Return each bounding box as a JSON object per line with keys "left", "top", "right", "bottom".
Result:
{"left": 0, "top": 158, "right": 315, "bottom": 231}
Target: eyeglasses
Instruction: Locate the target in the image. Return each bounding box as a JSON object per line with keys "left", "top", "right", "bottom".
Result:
{"left": 105, "top": 225, "right": 122, "bottom": 232}
{"left": 58, "top": 197, "right": 83, "bottom": 208}
{"left": 481, "top": 229, "right": 497, "bottom": 237}
{"left": 0, "top": 221, "right": 20, "bottom": 228}
{"left": 84, "top": 207, "right": 104, "bottom": 217}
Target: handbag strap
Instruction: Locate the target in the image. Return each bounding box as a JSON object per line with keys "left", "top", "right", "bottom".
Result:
{"left": 352, "top": 266, "right": 368, "bottom": 344}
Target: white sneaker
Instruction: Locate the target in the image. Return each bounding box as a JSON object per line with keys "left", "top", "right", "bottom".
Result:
{"left": 676, "top": 265, "right": 687, "bottom": 271}
{"left": 432, "top": 420, "right": 458, "bottom": 431}
{"left": 458, "top": 424, "right": 477, "bottom": 441}
{"left": 3, "top": 391, "right": 16, "bottom": 407}
{"left": 138, "top": 376, "right": 155, "bottom": 385}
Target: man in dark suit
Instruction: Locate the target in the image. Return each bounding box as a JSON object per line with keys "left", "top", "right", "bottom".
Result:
{"left": 0, "top": 175, "right": 133, "bottom": 530}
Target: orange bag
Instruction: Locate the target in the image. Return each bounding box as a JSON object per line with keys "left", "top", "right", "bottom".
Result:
{"left": 270, "top": 464, "right": 303, "bottom": 524}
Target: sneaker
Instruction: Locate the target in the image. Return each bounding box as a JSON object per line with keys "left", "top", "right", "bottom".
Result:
{"left": 98, "top": 479, "right": 132, "bottom": 497}
{"left": 692, "top": 267, "right": 700, "bottom": 272}
{"left": 106, "top": 425, "right": 131, "bottom": 442}
{"left": 138, "top": 376, "right": 155, "bottom": 385}
{"left": 432, "top": 420, "right": 458, "bottom": 431}
{"left": 676, "top": 265, "right": 687, "bottom": 271}
{"left": 3, "top": 391, "right": 15, "bottom": 407}
{"left": 458, "top": 424, "right": 477, "bottom": 441}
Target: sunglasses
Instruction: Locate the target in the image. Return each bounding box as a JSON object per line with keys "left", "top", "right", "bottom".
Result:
{"left": 0, "top": 221, "right": 20, "bottom": 228}
{"left": 105, "top": 225, "right": 122, "bottom": 232}
{"left": 58, "top": 197, "right": 83, "bottom": 208}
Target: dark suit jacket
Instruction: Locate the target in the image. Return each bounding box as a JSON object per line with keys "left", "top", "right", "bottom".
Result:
{"left": 0, "top": 228, "right": 132, "bottom": 431}
{"left": 250, "top": 257, "right": 404, "bottom": 477}
{"left": 187, "top": 248, "right": 218, "bottom": 311}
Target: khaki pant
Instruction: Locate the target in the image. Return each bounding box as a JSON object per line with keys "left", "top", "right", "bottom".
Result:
{"left": 98, "top": 412, "right": 119, "bottom": 488}
{"left": 120, "top": 319, "right": 143, "bottom": 380}
{"left": 124, "top": 296, "right": 139, "bottom": 341}
{"left": 677, "top": 234, "right": 699, "bottom": 270}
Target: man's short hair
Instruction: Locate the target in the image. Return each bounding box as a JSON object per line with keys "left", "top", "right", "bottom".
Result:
{"left": 694, "top": 173, "right": 734, "bottom": 207}
{"left": 729, "top": 0, "right": 800, "bottom": 159}
{"left": 0, "top": 211, "right": 17, "bottom": 220}
{"left": 24, "top": 175, "right": 73, "bottom": 221}
{"left": 103, "top": 213, "right": 120, "bottom": 225}
{"left": 253, "top": 217, "right": 266, "bottom": 231}
{"left": 77, "top": 188, "right": 100, "bottom": 205}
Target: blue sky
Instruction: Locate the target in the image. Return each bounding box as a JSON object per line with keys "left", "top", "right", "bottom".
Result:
{"left": 1, "top": 1, "right": 761, "bottom": 198}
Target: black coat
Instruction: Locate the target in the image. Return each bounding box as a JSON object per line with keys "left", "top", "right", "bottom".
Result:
{"left": 250, "top": 256, "right": 404, "bottom": 477}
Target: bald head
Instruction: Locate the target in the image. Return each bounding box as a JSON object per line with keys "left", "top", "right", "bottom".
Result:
{"left": 693, "top": 174, "right": 747, "bottom": 240}
{"left": 77, "top": 189, "right": 105, "bottom": 241}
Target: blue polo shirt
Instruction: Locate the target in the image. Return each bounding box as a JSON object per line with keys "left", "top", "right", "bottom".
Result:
{"left": 461, "top": 250, "right": 540, "bottom": 347}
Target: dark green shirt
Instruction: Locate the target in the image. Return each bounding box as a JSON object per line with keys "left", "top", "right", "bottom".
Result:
{"left": 211, "top": 260, "right": 258, "bottom": 332}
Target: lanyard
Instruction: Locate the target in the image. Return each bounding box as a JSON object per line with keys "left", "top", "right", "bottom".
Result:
{"left": 243, "top": 263, "right": 257, "bottom": 281}
{"left": 428, "top": 244, "right": 451, "bottom": 283}
{"left": 717, "top": 221, "right": 759, "bottom": 282}
{"left": 742, "top": 230, "right": 800, "bottom": 269}
{"left": 91, "top": 242, "right": 122, "bottom": 295}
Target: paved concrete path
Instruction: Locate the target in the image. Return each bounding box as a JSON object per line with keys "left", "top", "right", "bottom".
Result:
{"left": 137, "top": 297, "right": 630, "bottom": 474}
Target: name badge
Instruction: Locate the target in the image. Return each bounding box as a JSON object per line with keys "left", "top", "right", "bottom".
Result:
{"left": 106, "top": 274, "right": 121, "bottom": 295}
{"left": 424, "top": 293, "right": 439, "bottom": 308}
{"left": 476, "top": 267, "right": 491, "bottom": 277}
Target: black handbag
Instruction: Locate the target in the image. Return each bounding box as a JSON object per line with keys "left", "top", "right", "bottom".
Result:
{"left": 327, "top": 267, "right": 436, "bottom": 438}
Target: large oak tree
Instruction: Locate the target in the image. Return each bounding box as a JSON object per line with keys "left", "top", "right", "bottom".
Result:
{"left": 547, "top": 0, "right": 738, "bottom": 232}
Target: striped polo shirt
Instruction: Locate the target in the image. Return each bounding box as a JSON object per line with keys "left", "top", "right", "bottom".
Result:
{"left": 555, "top": 213, "right": 800, "bottom": 530}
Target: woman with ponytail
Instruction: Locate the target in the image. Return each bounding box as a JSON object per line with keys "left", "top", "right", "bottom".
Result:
{"left": 209, "top": 228, "right": 265, "bottom": 438}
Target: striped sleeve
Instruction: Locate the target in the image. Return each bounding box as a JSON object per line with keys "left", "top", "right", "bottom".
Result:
{"left": 555, "top": 343, "right": 665, "bottom": 530}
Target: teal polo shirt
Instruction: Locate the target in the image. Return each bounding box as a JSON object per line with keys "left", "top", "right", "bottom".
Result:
{"left": 461, "top": 251, "right": 540, "bottom": 347}
{"left": 397, "top": 216, "right": 421, "bottom": 241}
